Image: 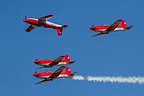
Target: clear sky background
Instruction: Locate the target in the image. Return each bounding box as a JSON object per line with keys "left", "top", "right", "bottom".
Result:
{"left": 1, "top": 0, "right": 144, "bottom": 96}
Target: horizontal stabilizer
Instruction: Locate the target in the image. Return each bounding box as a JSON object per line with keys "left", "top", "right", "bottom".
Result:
{"left": 62, "top": 25, "right": 68, "bottom": 28}
{"left": 126, "top": 26, "right": 133, "bottom": 29}
{"left": 69, "top": 60, "right": 76, "bottom": 64}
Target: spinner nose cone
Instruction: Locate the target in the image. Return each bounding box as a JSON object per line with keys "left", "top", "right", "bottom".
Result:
{"left": 34, "top": 59, "right": 39, "bottom": 64}
{"left": 33, "top": 74, "right": 39, "bottom": 77}
{"left": 33, "top": 72, "right": 38, "bottom": 77}
{"left": 23, "top": 19, "right": 27, "bottom": 23}
{"left": 90, "top": 26, "right": 94, "bottom": 30}
{"left": 33, "top": 74, "right": 37, "bottom": 77}
{"left": 34, "top": 61, "right": 37, "bottom": 64}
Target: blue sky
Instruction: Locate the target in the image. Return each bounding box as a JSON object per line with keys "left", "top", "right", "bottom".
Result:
{"left": 1, "top": 0, "right": 144, "bottom": 96}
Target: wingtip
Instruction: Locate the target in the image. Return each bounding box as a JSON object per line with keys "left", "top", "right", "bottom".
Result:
{"left": 91, "top": 35, "right": 97, "bottom": 38}
{"left": 50, "top": 14, "right": 54, "bottom": 16}
{"left": 36, "top": 82, "right": 40, "bottom": 85}
{"left": 117, "top": 19, "right": 123, "bottom": 21}
{"left": 61, "top": 55, "right": 65, "bottom": 57}
{"left": 26, "top": 30, "right": 30, "bottom": 32}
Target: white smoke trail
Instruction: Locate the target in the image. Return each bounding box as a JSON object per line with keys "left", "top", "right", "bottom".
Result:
{"left": 70, "top": 75, "right": 144, "bottom": 84}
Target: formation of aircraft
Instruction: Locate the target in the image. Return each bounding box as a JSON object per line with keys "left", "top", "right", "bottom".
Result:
{"left": 34, "top": 54, "right": 76, "bottom": 69}
{"left": 23, "top": 14, "right": 132, "bottom": 38}
{"left": 23, "top": 14, "right": 68, "bottom": 36}
{"left": 90, "top": 19, "right": 133, "bottom": 38}
{"left": 23, "top": 14, "right": 133, "bottom": 84}
{"left": 33, "top": 66, "right": 77, "bottom": 84}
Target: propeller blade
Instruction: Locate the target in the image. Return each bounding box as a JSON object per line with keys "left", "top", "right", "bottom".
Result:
{"left": 25, "top": 16, "right": 27, "bottom": 20}
{"left": 35, "top": 71, "right": 37, "bottom": 74}
{"left": 33, "top": 59, "right": 38, "bottom": 63}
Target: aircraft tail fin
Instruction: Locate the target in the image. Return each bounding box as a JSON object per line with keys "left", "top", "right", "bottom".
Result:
{"left": 64, "top": 66, "right": 72, "bottom": 74}
{"left": 65, "top": 54, "right": 76, "bottom": 64}
{"left": 65, "top": 54, "right": 70, "bottom": 62}
{"left": 121, "top": 20, "right": 127, "bottom": 28}
{"left": 54, "top": 25, "right": 68, "bottom": 36}
{"left": 64, "top": 66, "right": 77, "bottom": 76}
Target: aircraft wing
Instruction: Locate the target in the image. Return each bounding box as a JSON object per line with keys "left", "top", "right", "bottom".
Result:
{"left": 49, "top": 56, "right": 65, "bottom": 67}
{"left": 26, "top": 24, "right": 37, "bottom": 32}
{"left": 36, "top": 79, "right": 49, "bottom": 84}
{"left": 49, "top": 66, "right": 65, "bottom": 80}
{"left": 104, "top": 19, "right": 122, "bottom": 33}
{"left": 91, "top": 32, "right": 107, "bottom": 38}
{"left": 39, "top": 14, "right": 54, "bottom": 21}
{"left": 36, "top": 66, "right": 65, "bottom": 84}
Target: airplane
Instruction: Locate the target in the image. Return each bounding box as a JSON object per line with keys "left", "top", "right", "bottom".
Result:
{"left": 33, "top": 66, "right": 77, "bottom": 84}
{"left": 89, "top": 19, "right": 133, "bottom": 38}
{"left": 34, "top": 54, "right": 76, "bottom": 69}
{"left": 23, "top": 14, "right": 68, "bottom": 36}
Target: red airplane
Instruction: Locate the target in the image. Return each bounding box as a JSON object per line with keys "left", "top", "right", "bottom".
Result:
{"left": 23, "top": 14, "right": 68, "bottom": 36}
{"left": 33, "top": 66, "right": 77, "bottom": 84}
{"left": 90, "top": 19, "right": 133, "bottom": 38}
{"left": 34, "top": 54, "right": 76, "bottom": 69}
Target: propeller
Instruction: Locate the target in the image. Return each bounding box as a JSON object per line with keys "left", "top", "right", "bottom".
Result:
{"left": 90, "top": 25, "right": 94, "bottom": 29}
{"left": 34, "top": 71, "right": 37, "bottom": 74}
{"left": 24, "top": 16, "right": 27, "bottom": 20}
{"left": 33, "top": 59, "right": 38, "bottom": 63}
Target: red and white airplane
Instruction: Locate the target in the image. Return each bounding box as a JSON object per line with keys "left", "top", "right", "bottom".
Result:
{"left": 90, "top": 19, "right": 133, "bottom": 38}
{"left": 33, "top": 66, "right": 77, "bottom": 84}
{"left": 34, "top": 54, "right": 76, "bottom": 69}
{"left": 23, "top": 14, "right": 68, "bottom": 36}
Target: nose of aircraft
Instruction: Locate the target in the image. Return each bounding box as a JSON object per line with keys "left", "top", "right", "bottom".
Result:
{"left": 34, "top": 59, "right": 38, "bottom": 64}
{"left": 33, "top": 74, "right": 39, "bottom": 77}
{"left": 33, "top": 72, "right": 38, "bottom": 77}
{"left": 23, "top": 19, "right": 27, "bottom": 22}
{"left": 34, "top": 61, "right": 37, "bottom": 63}
{"left": 90, "top": 26, "right": 94, "bottom": 30}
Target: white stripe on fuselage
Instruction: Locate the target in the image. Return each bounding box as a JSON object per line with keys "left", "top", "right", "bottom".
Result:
{"left": 30, "top": 18, "right": 62, "bottom": 27}
{"left": 28, "top": 18, "right": 38, "bottom": 20}
{"left": 38, "top": 62, "right": 70, "bottom": 66}
{"left": 114, "top": 28, "right": 125, "bottom": 31}
{"left": 46, "top": 21, "right": 62, "bottom": 27}
{"left": 95, "top": 28, "right": 126, "bottom": 32}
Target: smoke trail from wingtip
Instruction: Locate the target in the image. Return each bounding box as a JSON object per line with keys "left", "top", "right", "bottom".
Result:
{"left": 70, "top": 75, "right": 144, "bottom": 84}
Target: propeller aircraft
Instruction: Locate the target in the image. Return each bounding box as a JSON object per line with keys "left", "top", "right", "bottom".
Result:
{"left": 90, "top": 19, "right": 133, "bottom": 38}
{"left": 23, "top": 14, "right": 68, "bottom": 36}
{"left": 33, "top": 66, "right": 77, "bottom": 84}
{"left": 34, "top": 54, "right": 76, "bottom": 69}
